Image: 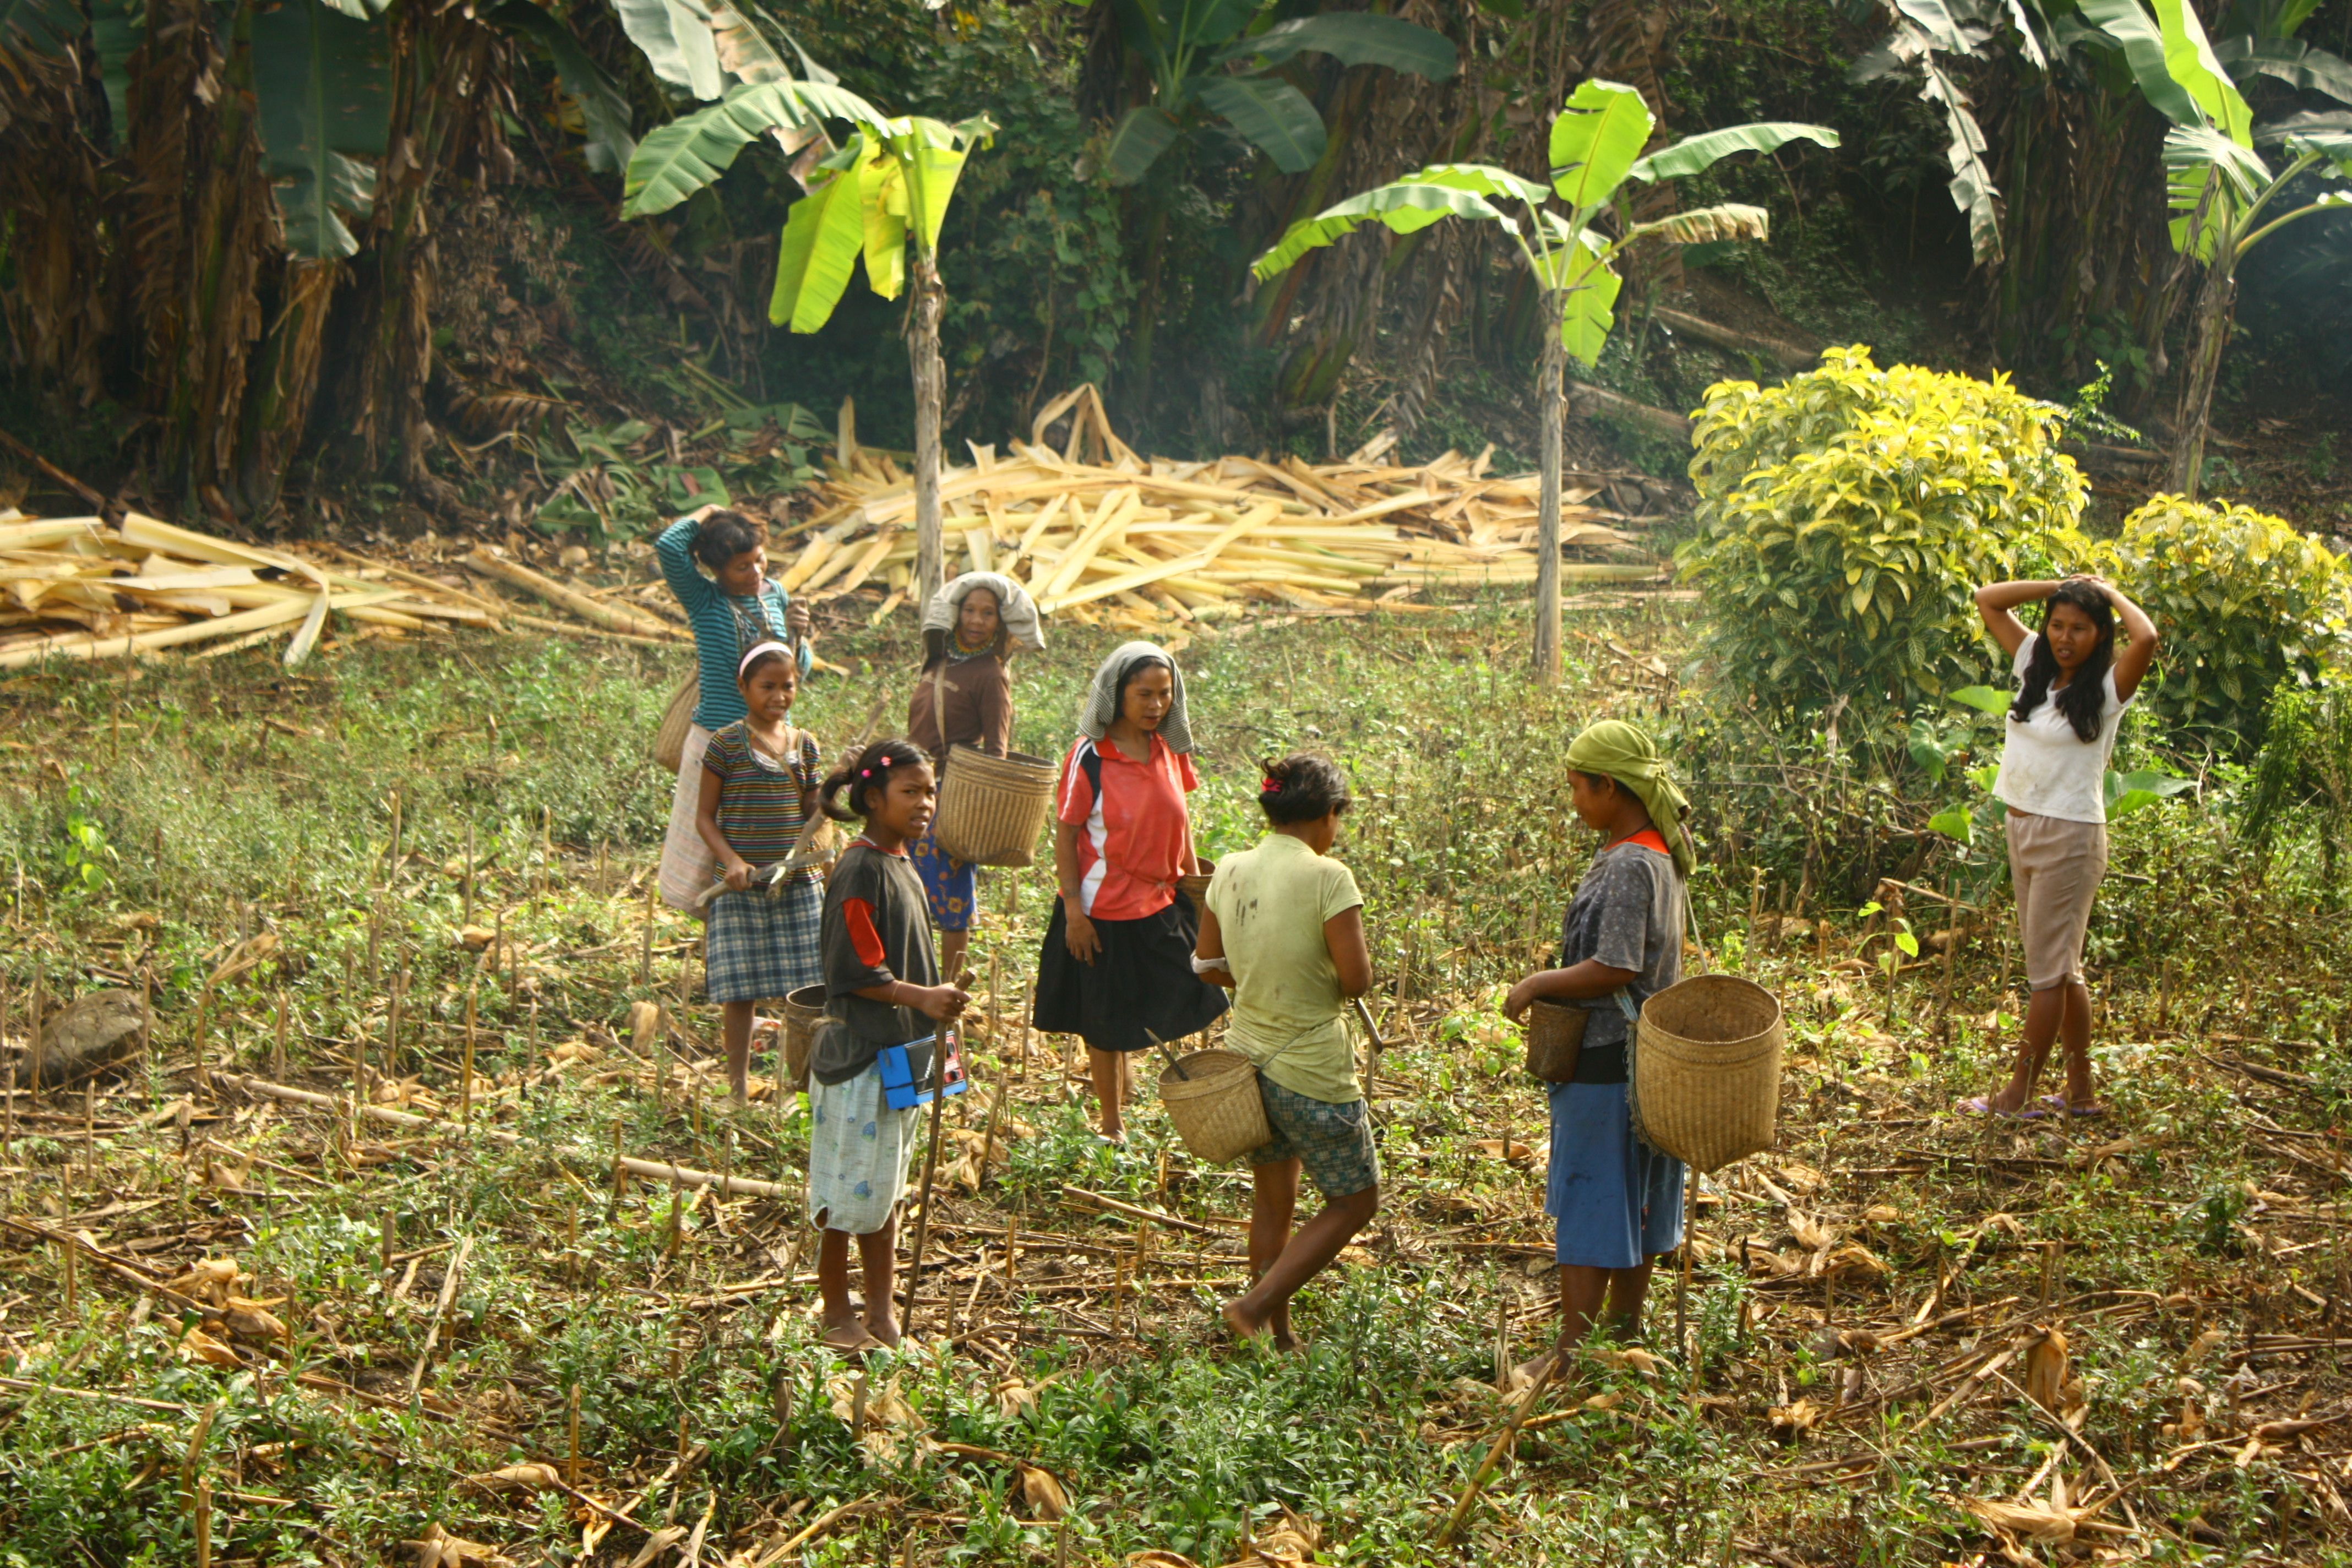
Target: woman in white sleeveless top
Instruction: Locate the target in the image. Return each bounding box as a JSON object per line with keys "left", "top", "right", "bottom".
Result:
{"left": 1962, "top": 575, "right": 2157, "bottom": 1119}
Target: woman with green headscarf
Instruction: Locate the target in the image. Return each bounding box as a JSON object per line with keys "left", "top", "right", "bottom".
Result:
{"left": 1502, "top": 718, "right": 1694, "bottom": 1369}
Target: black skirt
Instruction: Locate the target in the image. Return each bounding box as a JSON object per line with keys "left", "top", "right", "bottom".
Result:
{"left": 1033, "top": 896, "right": 1229, "bottom": 1053}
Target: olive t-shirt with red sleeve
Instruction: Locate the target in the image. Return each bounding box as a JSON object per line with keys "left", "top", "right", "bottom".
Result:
{"left": 1055, "top": 733, "right": 1197, "bottom": 921}
{"left": 813, "top": 839, "right": 938, "bottom": 1086}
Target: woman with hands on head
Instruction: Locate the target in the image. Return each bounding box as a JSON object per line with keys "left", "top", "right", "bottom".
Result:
{"left": 1033, "top": 642, "right": 1228, "bottom": 1143}
{"left": 1962, "top": 574, "right": 2158, "bottom": 1120}
{"left": 655, "top": 504, "right": 815, "bottom": 914}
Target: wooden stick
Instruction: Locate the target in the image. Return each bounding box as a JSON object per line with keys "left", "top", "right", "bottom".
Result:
{"left": 407, "top": 1235, "right": 474, "bottom": 1403}
{"left": 901, "top": 1039, "right": 954, "bottom": 1334}
{"left": 1434, "top": 1347, "right": 1567, "bottom": 1547}
{"left": 463, "top": 549, "right": 674, "bottom": 638}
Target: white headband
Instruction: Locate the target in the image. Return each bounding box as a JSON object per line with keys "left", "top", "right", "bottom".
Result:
{"left": 737, "top": 640, "right": 793, "bottom": 679}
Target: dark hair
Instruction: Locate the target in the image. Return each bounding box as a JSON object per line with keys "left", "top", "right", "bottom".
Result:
{"left": 2011, "top": 581, "right": 2115, "bottom": 743}
{"left": 819, "top": 737, "right": 929, "bottom": 821}
{"left": 692, "top": 510, "right": 764, "bottom": 571}
{"left": 1257, "top": 753, "right": 1350, "bottom": 824}
{"left": 737, "top": 645, "right": 796, "bottom": 685}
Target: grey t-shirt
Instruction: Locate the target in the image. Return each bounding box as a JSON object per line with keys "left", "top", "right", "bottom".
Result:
{"left": 1555, "top": 835, "right": 1686, "bottom": 1081}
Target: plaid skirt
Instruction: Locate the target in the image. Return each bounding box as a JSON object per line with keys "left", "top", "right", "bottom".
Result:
{"left": 704, "top": 877, "right": 824, "bottom": 1003}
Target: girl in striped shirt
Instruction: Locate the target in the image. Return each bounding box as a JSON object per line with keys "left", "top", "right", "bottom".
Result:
{"left": 695, "top": 641, "right": 823, "bottom": 1102}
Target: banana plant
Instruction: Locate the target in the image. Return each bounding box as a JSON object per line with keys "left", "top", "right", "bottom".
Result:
{"left": 1097, "top": 0, "right": 1456, "bottom": 184}
{"left": 2083, "top": 0, "right": 2352, "bottom": 496}
{"left": 1252, "top": 80, "right": 1837, "bottom": 684}
{"left": 766, "top": 115, "right": 997, "bottom": 613}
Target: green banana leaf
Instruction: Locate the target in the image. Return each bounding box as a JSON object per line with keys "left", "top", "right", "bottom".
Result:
{"left": 252, "top": 0, "right": 391, "bottom": 260}
{"left": 1221, "top": 13, "right": 1456, "bottom": 79}
{"left": 1548, "top": 79, "right": 1652, "bottom": 210}
{"left": 1628, "top": 122, "right": 1841, "bottom": 182}
{"left": 1198, "top": 74, "right": 1325, "bottom": 174}
{"left": 609, "top": 0, "right": 724, "bottom": 101}
{"left": 1252, "top": 171, "right": 1521, "bottom": 282}
{"left": 1103, "top": 105, "right": 1182, "bottom": 184}
{"left": 769, "top": 162, "right": 866, "bottom": 332}
{"left": 622, "top": 78, "right": 885, "bottom": 217}
{"left": 496, "top": 2, "right": 637, "bottom": 175}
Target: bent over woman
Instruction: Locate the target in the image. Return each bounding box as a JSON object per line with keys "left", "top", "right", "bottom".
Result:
{"left": 906, "top": 571, "right": 1044, "bottom": 981}
{"left": 655, "top": 507, "right": 813, "bottom": 913}
{"left": 1033, "top": 642, "right": 1228, "bottom": 1141}
{"left": 1963, "top": 575, "right": 2157, "bottom": 1119}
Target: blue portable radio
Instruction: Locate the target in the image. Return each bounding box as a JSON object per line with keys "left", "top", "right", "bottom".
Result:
{"left": 876, "top": 1028, "right": 968, "bottom": 1110}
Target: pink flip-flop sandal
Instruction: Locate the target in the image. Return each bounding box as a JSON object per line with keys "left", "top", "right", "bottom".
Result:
{"left": 1958, "top": 1095, "right": 2047, "bottom": 1120}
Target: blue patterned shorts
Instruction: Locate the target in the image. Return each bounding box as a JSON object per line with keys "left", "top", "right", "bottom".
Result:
{"left": 1249, "top": 1078, "right": 1379, "bottom": 1200}
{"left": 910, "top": 819, "right": 976, "bottom": 933}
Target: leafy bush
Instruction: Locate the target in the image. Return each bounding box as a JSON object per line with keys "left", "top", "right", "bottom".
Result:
{"left": 2095, "top": 495, "right": 2352, "bottom": 749}
{"left": 1676, "top": 346, "right": 2088, "bottom": 733}
{"left": 2246, "top": 677, "right": 2352, "bottom": 892}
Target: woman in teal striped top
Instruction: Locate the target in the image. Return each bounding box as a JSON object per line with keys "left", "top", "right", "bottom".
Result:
{"left": 656, "top": 507, "right": 815, "bottom": 912}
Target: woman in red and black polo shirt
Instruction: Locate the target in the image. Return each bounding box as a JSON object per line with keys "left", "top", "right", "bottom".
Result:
{"left": 1034, "top": 641, "right": 1229, "bottom": 1141}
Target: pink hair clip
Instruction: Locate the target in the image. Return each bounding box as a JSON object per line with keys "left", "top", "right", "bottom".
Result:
{"left": 878, "top": 755, "right": 894, "bottom": 767}
{"left": 858, "top": 768, "right": 872, "bottom": 777}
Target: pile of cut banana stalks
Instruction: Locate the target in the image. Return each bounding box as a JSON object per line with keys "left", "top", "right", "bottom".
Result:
{"left": 0, "top": 510, "right": 687, "bottom": 672}
{"left": 780, "top": 385, "right": 1662, "bottom": 630}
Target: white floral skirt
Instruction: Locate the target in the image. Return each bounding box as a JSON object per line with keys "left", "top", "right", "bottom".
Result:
{"left": 805, "top": 1058, "right": 918, "bottom": 1236}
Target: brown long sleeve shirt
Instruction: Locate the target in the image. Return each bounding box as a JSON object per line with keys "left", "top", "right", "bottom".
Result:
{"left": 907, "top": 654, "right": 1013, "bottom": 765}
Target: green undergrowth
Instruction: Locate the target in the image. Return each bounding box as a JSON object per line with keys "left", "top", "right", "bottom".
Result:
{"left": 2, "top": 600, "right": 2351, "bottom": 1564}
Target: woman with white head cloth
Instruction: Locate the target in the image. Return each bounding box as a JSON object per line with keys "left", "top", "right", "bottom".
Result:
{"left": 906, "top": 572, "right": 1046, "bottom": 980}
{"left": 1033, "top": 641, "right": 1228, "bottom": 1142}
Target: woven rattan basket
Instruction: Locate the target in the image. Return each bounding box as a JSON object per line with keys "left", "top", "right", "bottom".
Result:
{"left": 1178, "top": 856, "right": 1217, "bottom": 910}
{"left": 1157, "top": 1049, "right": 1270, "bottom": 1164}
{"left": 650, "top": 675, "right": 697, "bottom": 771}
{"left": 782, "top": 985, "right": 825, "bottom": 1092}
{"left": 932, "top": 745, "right": 1057, "bottom": 867}
{"left": 1522, "top": 999, "right": 1591, "bottom": 1082}
{"left": 1632, "top": 974, "right": 1783, "bottom": 1173}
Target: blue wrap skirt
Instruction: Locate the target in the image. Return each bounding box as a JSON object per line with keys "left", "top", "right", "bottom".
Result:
{"left": 1544, "top": 1080, "right": 1685, "bottom": 1269}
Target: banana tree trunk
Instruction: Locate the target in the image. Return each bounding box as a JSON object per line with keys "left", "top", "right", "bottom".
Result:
{"left": 910, "top": 250, "right": 947, "bottom": 615}
{"left": 2165, "top": 255, "right": 2237, "bottom": 501}
{"left": 1534, "top": 291, "right": 1564, "bottom": 685}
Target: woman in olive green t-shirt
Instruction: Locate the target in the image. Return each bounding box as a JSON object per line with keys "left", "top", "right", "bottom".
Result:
{"left": 1194, "top": 753, "right": 1376, "bottom": 1352}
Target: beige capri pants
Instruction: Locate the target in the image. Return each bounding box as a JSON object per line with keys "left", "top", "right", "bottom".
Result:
{"left": 2005, "top": 810, "right": 2108, "bottom": 992}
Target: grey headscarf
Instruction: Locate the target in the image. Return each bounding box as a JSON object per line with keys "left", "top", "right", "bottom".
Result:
{"left": 1077, "top": 640, "right": 1193, "bottom": 754}
{"left": 921, "top": 571, "right": 1044, "bottom": 657}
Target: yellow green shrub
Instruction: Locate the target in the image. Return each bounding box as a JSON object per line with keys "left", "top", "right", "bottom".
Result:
{"left": 1676, "top": 346, "right": 2088, "bottom": 729}
{"left": 2097, "top": 496, "right": 2352, "bottom": 748}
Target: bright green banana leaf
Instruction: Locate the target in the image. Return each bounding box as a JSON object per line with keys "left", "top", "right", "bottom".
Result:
{"left": 855, "top": 138, "right": 907, "bottom": 303}
{"left": 1548, "top": 79, "right": 1652, "bottom": 209}
{"left": 1628, "top": 122, "right": 1841, "bottom": 183}
{"left": 623, "top": 78, "right": 885, "bottom": 217}
{"left": 1251, "top": 169, "right": 1529, "bottom": 282}
{"left": 2152, "top": 0, "right": 2253, "bottom": 144}
{"left": 1539, "top": 230, "right": 1623, "bottom": 366}
{"left": 768, "top": 162, "right": 867, "bottom": 331}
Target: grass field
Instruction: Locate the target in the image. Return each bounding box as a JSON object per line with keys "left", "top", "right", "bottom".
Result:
{"left": 3, "top": 596, "right": 2350, "bottom": 1567}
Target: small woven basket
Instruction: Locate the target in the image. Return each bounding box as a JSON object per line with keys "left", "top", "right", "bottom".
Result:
{"left": 1178, "top": 856, "right": 1217, "bottom": 910}
{"left": 781, "top": 984, "right": 826, "bottom": 1092}
{"left": 1157, "top": 1049, "right": 1270, "bottom": 1165}
{"left": 932, "top": 745, "right": 1058, "bottom": 867}
{"left": 650, "top": 674, "right": 698, "bottom": 771}
{"left": 1631, "top": 974, "right": 1783, "bottom": 1174}
{"left": 1522, "top": 999, "right": 1590, "bottom": 1082}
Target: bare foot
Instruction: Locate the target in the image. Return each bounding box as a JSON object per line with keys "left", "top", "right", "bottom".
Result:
{"left": 1271, "top": 1329, "right": 1304, "bottom": 1355}
{"left": 865, "top": 1313, "right": 902, "bottom": 1348}
{"left": 1221, "top": 1300, "right": 1273, "bottom": 1344}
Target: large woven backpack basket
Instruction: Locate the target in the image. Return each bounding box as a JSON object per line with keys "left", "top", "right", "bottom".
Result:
{"left": 932, "top": 744, "right": 1057, "bottom": 867}
{"left": 1632, "top": 974, "right": 1783, "bottom": 1174}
